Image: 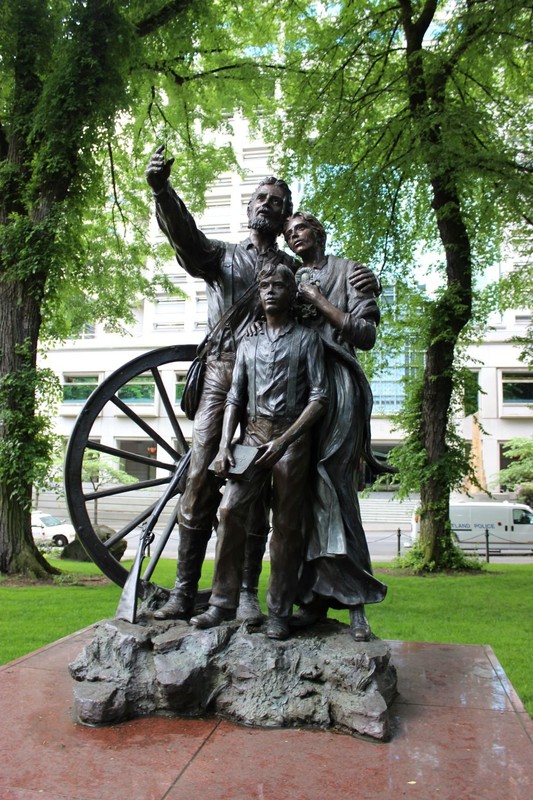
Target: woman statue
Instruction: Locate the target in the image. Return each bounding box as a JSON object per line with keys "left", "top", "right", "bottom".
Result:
{"left": 283, "top": 211, "right": 390, "bottom": 640}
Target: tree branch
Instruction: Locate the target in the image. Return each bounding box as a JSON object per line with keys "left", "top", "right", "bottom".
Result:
{"left": 135, "top": 0, "right": 194, "bottom": 38}
{"left": 452, "top": 68, "right": 504, "bottom": 106}
{"left": 107, "top": 140, "right": 128, "bottom": 239}
{"left": 414, "top": 0, "right": 438, "bottom": 41}
{"left": 431, "top": 6, "right": 491, "bottom": 103}
{"left": 146, "top": 59, "right": 297, "bottom": 85}
{"left": 380, "top": 172, "right": 405, "bottom": 276}
{"left": 398, "top": 0, "right": 437, "bottom": 50}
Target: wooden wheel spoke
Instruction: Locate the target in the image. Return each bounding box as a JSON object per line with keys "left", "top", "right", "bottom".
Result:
{"left": 109, "top": 395, "right": 182, "bottom": 461}
{"left": 151, "top": 367, "right": 188, "bottom": 454}
{"left": 83, "top": 476, "right": 172, "bottom": 502}
{"left": 86, "top": 440, "right": 176, "bottom": 471}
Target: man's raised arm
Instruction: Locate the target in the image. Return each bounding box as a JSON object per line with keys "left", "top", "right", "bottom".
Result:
{"left": 146, "top": 144, "right": 174, "bottom": 195}
{"left": 146, "top": 145, "right": 221, "bottom": 282}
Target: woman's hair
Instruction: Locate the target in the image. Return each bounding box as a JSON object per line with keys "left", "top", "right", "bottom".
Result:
{"left": 283, "top": 211, "right": 327, "bottom": 249}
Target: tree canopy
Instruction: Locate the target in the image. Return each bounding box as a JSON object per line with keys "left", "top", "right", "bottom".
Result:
{"left": 1, "top": 0, "right": 531, "bottom": 575}
{"left": 0, "top": 0, "right": 281, "bottom": 575}
{"left": 261, "top": 0, "right": 532, "bottom": 567}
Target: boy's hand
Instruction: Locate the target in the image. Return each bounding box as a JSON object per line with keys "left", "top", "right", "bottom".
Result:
{"left": 256, "top": 439, "right": 288, "bottom": 469}
{"left": 214, "top": 446, "right": 235, "bottom": 476}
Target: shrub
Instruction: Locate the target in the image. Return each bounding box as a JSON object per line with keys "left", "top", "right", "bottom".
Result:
{"left": 516, "top": 483, "right": 533, "bottom": 508}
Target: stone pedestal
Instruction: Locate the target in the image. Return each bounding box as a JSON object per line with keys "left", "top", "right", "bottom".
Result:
{"left": 69, "top": 616, "right": 398, "bottom": 741}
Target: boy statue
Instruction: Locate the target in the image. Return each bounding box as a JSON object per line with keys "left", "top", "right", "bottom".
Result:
{"left": 191, "top": 262, "right": 328, "bottom": 640}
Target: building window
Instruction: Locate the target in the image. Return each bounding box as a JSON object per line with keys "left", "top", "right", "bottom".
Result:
{"left": 242, "top": 146, "right": 271, "bottom": 161}
{"left": 502, "top": 372, "right": 533, "bottom": 405}
{"left": 117, "top": 439, "right": 157, "bottom": 481}
{"left": 380, "top": 285, "right": 396, "bottom": 311}
{"left": 195, "top": 292, "right": 208, "bottom": 329}
{"left": 370, "top": 368, "right": 406, "bottom": 414}
{"left": 208, "top": 176, "right": 232, "bottom": 189}
{"left": 241, "top": 174, "right": 267, "bottom": 187}
{"left": 175, "top": 372, "right": 187, "bottom": 403}
{"left": 73, "top": 323, "right": 95, "bottom": 340}
{"left": 205, "top": 195, "right": 231, "bottom": 209}
{"left": 62, "top": 375, "right": 99, "bottom": 403}
{"left": 200, "top": 223, "right": 232, "bottom": 235}
{"left": 370, "top": 344, "right": 422, "bottom": 415}
{"left": 117, "top": 374, "right": 155, "bottom": 404}
{"left": 153, "top": 297, "right": 186, "bottom": 330}
{"left": 166, "top": 273, "right": 187, "bottom": 286}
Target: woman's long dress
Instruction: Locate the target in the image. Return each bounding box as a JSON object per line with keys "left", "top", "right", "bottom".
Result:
{"left": 298, "top": 255, "right": 387, "bottom": 608}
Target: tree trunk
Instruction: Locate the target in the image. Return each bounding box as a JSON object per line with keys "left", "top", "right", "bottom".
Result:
{"left": 401, "top": 3, "right": 473, "bottom": 567}
{"left": 418, "top": 346, "right": 454, "bottom": 565}
{"left": 0, "top": 278, "right": 59, "bottom": 577}
{"left": 418, "top": 176, "right": 473, "bottom": 566}
{"left": 0, "top": 482, "right": 56, "bottom": 577}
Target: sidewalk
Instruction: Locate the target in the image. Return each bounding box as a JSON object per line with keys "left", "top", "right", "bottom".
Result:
{"left": 1, "top": 628, "right": 532, "bottom": 799}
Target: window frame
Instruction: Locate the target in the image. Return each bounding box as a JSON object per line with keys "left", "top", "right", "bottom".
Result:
{"left": 500, "top": 370, "right": 533, "bottom": 415}
{"left": 116, "top": 373, "right": 156, "bottom": 405}
{"left": 62, "top": 374, "right": 100, "bottom": 404}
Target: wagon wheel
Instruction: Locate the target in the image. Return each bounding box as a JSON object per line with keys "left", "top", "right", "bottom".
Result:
{"left": 64, "top": 344, "right": 197, "bottom": 595}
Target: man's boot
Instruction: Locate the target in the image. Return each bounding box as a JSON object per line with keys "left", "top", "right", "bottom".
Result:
{"left": 190, "top": 605, "right": 236, "bottom": 629}
{"left": 154, "top": 525, "right": 211, "bottom": 620}
{"left": 236, "top": 532, "right": 267, "bottom": 623}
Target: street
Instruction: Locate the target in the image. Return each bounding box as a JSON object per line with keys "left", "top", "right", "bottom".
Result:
{"left": 126, "top": 524, "right": 533, "bottom": 565}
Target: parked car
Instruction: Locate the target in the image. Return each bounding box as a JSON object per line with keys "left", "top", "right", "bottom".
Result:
{"left": 31, "top": 511, "right": 75, "bottom": 548}
{"left": 409, "top": 501, "right": 533, "bottom": 552}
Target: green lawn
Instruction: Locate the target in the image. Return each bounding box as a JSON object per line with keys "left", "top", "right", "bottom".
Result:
{"left": 1, "top": 558, "right": 531, "bottom": 715}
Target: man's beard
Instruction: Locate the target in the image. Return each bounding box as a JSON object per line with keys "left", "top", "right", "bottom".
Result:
{"left": 248, "top": 215, "right": 280, "bottom": 235}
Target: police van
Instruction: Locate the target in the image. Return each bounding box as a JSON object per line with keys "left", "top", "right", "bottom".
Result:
{"left": 410, "top": 502, "right": 533, "bottom": 552}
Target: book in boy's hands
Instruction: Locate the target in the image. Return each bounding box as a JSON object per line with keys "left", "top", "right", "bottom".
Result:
{"left": 208, "top": 443, "right": 262, "bottom": 481}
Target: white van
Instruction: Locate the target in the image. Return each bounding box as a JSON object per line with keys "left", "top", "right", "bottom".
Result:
{"left": 410, "top": 502, "right": 533, "bottom": 552}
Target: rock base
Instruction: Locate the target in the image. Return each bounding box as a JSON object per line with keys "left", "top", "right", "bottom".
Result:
{"left": 69, "top": 615, "right": 398, "bottom": 741}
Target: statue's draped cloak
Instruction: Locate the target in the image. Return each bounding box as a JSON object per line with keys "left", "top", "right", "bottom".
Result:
{"left": 298, "top": 255, "right": 387, "bottom": 608}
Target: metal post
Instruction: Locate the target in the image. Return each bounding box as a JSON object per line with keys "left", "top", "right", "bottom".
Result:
{"left": 397, "top": 528, "right": 402, "bottom": 557}
{"left": 485, "top": 528, "right": 490, "bottom": 563}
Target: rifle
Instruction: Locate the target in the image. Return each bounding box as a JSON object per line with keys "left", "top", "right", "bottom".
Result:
{"left": 115, "top": 450, "right": 191, "bottom": 623}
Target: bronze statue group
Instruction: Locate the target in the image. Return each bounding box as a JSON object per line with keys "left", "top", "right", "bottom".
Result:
{"left": 146, "top": 146, "right": 390, "bottom": 642}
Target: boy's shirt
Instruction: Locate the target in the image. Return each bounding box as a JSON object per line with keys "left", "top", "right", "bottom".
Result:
{"left": 226, "top": 322, "right": 328, "bottom": 421}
